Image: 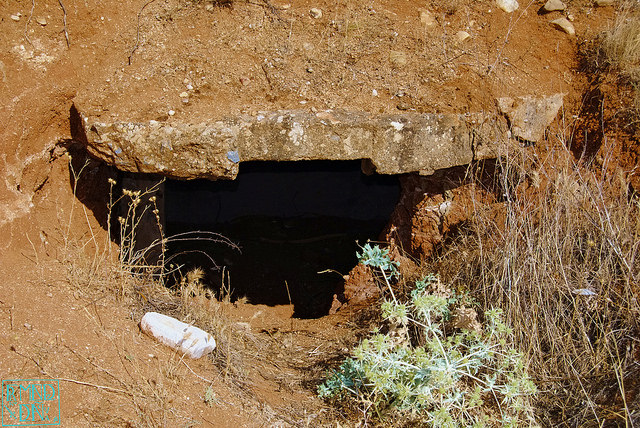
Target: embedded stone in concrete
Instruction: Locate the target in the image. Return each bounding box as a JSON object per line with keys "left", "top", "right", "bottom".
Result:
{"left": 82, "top": 110, "right": 484, "bottom": 180}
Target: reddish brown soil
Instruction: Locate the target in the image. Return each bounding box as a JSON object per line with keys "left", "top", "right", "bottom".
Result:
{"left": 0, "top": 0, "right": 634, "bottom": 425}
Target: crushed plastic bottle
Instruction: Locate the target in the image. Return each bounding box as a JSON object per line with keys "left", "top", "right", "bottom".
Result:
{"left": 140, "top": 312, "right": 216, "bottom": 359}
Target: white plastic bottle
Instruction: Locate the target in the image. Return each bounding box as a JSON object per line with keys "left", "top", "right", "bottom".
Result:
{"left": 140, "top": 312, "right": 216, "bottom": 359}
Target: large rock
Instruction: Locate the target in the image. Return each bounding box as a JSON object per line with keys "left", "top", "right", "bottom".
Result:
{"left": 497, "top": 94, "right": 564, "bottom": 143}
{"left": 81, "top": 110, "right": 485, "bottom": 180}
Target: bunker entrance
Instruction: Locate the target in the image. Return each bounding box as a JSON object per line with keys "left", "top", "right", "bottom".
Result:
{"left": 164, "top": 160, "right": 400, "bottom": 318}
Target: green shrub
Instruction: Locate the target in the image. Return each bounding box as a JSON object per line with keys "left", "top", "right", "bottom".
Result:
{"left": 319, "top": 245, "right": 537, "bottom": 426}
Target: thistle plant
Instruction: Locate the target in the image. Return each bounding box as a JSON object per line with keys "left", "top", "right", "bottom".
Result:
{"left": 320, "top": 245, "right": 538, "bottom": 426}
{"left": 357, "top": 242, "right": 400, "bottom": 302}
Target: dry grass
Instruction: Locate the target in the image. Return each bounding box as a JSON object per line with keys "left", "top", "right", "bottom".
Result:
{"left": 60, "top": 164, "right": 340, "bottom": 426}
{"left": 602, "top": 1, "right": 640, "bottom": 108}
{"left": 58, "top": 162, "right": 259, "bottom": 424}
{"left": 431, "top": 141, "right": 640, "bottom": 426}
{"left": 603, "top": 2, "right": 640, "bottom": 78}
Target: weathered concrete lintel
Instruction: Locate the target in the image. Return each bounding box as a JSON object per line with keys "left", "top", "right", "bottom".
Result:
{"left": 82, "top": 110, "right": 493, "bottom": 180}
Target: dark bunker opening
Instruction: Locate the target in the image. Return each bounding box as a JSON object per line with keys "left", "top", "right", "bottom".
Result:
{"left": 164, "top": 160, "right": 400, "bottom": 318}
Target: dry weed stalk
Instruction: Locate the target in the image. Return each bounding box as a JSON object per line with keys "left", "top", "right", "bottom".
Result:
{"left": 437, "top": 142, "right": 640, "bottom": 425}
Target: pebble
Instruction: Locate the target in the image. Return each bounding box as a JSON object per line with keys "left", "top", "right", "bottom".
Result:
{"left": 24, "top": 323, "right": 32, "bottom": 330}
{"left": 36, "top": 16, "right": 47, "bottom": 26}
{"left": 372, "top": 89, "right": 378, "bottom": 97}
{"left": 10, "top": 14, "right": 21, "bottom": 22}
{"left": 168, "top": 110, "right": 175, "bottom": 116}
{"left": 496, "top": 0, "right": 519, "bottom": 13}
{"left": 310, "top": 8, "right": 323, "bottom": 19}
{"left": 205, "top": 3, "right": 214, "bottom": 11}
{"left": 551, "top": 17, "right": 575, "bottom": 35}
{"left": 186, "top": 83, "right": 193, "bottom": 90}
{"left": 389, "top": 50, "right": 407, "bottom": 67}
{"left": 456, "top": 30, "right": 471, "bottom": 43}
{"left": 543, "top": 0, "right": 566, "bottom": 12}
{"left": 420, "top": 10, "right": 436, "bottom": 27}
{"left": 179, "top": 91, "right": 189, "bottom": 98}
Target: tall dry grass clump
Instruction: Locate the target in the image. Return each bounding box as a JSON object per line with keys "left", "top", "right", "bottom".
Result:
{"left": 602, "top": 1, "right": 640, "bottom": 108}
{"left": 434, "top": 143, "right": 640, "bottom": 426}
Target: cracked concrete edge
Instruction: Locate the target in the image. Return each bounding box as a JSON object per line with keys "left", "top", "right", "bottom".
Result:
{"left": 79, "top": 110, "right": 502, "bottom": 180}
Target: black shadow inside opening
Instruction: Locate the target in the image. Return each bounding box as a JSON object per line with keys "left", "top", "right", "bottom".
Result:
{"left": 165, "top": 160, "right": 400, "bottom": 318}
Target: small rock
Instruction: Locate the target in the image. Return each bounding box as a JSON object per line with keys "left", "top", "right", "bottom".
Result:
{"left": 36, "top": 17, "right": 47, "bottom": 26}
{"left": 496, "top": 0, "right": 519, "bottom": 13}
{"left": 309, "top": 8, "right": 323, "bottom": 19}
{"left": 186, "top": 83, "right": 193, "bottom": 90}
{"left": 168, "top": 110, "right": 175, "bottom": 116}
{"left": 239, "top": 76, "right": 250, "bottom": 86}
{"left": 183, "top": 78, "right": 190, "bottom": 84}
{"left": 420, "top": 10, "right": 436, "bottom": 27}
{"left": 455, "top": 30, "right": 471, "bottom": 43}
{"left": 497, "top": 93, "right": 564, "bottom": 143}
{"left": 204, "top": 3, "right": 214, "bottom": 11}
{"left": 389, "top": 50, "right": 407, "bottom": 67}
{"left": 551, "top": 17, "right": 575, "bottom": 35}
{"left": 24, "top": 323, "right": 32, "bottom": 330}
{"left": 179, "top": 91, "right": 189, "bottom": 98}
{"left": 543, "top": 0, "right": 566, "bottom": 12}
{"left": 372, "top": 89, "right": 378, "bottom": 97}
{"left": 595, "top": 0, "right": 614, "bottom": 6}
{"left": 10, "top": 14, "right": 21, "bottom": 22}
